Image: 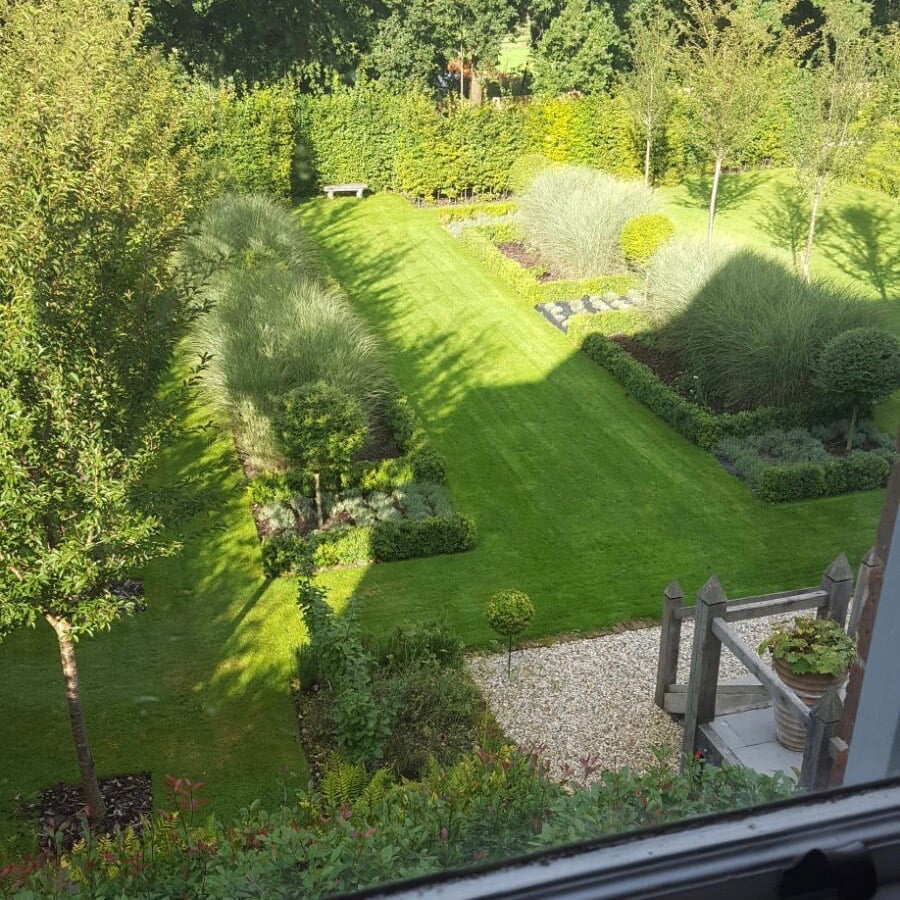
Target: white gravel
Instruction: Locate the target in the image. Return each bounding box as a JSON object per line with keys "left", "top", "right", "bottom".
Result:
{"left": 467, "top": 611, "right": 808, "bottom": 779}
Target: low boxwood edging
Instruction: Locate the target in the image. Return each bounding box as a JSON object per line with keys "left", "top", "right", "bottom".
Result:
{"left": 438, "top": 201, "right": 517, "bottom": 223}
{"left": 578, "top": 332, "right": 787, "bottom": 450}
{"left": 457, "top": 225, "right": 636, "bottom": 305}
{"left": 262, "top": 513, "right": 478, "bottom": 577}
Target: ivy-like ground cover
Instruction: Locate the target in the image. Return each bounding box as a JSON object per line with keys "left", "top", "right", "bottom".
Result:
{"left": 302, "top": 190, "right": 884, "bottom": 643}
{"left": 0, "top": 383, "right": 307, "bottom": 842}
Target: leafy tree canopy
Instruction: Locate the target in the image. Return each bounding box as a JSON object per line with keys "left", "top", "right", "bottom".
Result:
{"left": 144, "top": 0, "right": 379, "bottom": 86}
{"left": 531, "top": 0, "right": 623, "bottom": 94}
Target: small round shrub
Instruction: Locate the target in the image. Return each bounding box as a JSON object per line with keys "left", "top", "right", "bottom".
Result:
{"left": 509, "top": 153, "right": 553, "bottom": 194}
{"left": 486, "top": 590, "right": 535, "bottom": 639}
{"left": 620, "top": 213, "right": 675, "bottom": 264}
{"left": 274, "top": 380, "right": 368, "bottom": 479}
{"left": 815, "top": 327, "right": 900, "bottom": 415}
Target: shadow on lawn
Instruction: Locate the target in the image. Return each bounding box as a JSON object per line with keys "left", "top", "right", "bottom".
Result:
{"left": 754, "top": 182, "right": 808, "bottom": 270}
{"left": 818, "top": 204, "right": 900, "bottom": 301}
{"left": 678, "top": 171, "right": 766, "bottom": 214}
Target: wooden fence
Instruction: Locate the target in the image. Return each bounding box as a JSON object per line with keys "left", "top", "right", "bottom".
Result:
{"left": 655, "top": 553, "right": 877, "bottom": 790}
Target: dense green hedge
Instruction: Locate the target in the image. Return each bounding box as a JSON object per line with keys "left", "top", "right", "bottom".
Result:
{"left": 754, "top": 451, "right": 891, "bottom": 502}
{"left": 262, "top": 513, "right": 477, "bottom": 576}
{"left": 458, "top": 225, "right": 636, "bottom": 303}
{"left": 576, "top": 332, "right": 787, "bottom": 450}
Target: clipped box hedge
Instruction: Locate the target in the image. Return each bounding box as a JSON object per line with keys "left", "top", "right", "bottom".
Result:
{"left": 758, "top": 452, "right": 891, "bottom": 503}
{"left": 262, "top": 513, "right": 477, "bottom": 577}
{"left": 576, "top": 332, "right": 786, "bottom": 450}
{"left": 457, "top": 225, "right": 636, "bottom": 305}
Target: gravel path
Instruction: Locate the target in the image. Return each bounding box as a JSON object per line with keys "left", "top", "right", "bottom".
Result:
{"left": 467, "top": 612, "right": 806, "bottom": 779}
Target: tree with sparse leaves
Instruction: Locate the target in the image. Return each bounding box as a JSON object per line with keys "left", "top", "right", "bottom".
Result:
{"left": 0, "top": 0, "right": 204, "bottom": 821}
{"left": 785, "top": 0, "right": 895, "bottom": 282}
{"left": 621, "top": 2, "right": 678, "bottom": 186}
{"left": 678, "top": 0, "right": 785, "bottom": 241}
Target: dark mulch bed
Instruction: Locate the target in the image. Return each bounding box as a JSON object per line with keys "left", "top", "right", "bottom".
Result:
{"left": 24, "top": 773, "right": 152, "bottom": 853}
{"left": 291, "top": 679, "right": 336, "bottom": 785}
{"left": 496, "top": 241, "right": 563, "bottom": 283}
{"left": 111, "top": 578, "right": 145, "bottom": 614}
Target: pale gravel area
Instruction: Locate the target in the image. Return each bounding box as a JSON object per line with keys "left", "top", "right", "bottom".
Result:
{"left": 467, "top": 611, "right": 809, "bottom": 780}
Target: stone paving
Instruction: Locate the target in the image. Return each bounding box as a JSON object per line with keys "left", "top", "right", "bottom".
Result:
{"left": 536, "top": 288, "right": 643, "bottom": 333}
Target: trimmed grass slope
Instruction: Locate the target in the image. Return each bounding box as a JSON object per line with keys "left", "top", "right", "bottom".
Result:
{"left": 302, "top": 194, "right": 883, "bottom": 645}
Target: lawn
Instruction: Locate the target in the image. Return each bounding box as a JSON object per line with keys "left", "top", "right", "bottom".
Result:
{"left": 301, "top": 191, "right": 886, "bottom": 646}
{"left": 0, "top": 380, "right": 306, "bottom": 844}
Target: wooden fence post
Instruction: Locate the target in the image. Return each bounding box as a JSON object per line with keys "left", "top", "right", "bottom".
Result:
{"left": 799, "top": 689, "right": 843, "bottom": 790}
{"left": 848, "top": 548, "right": 879, "bottom": 639}
{"left": 655, "top": 580, "right": 684, "bottom": 709}
{"left": 681, "top": 576, "right": 726, "bottom": 769}
{"left": 819, "top": 553, "right": 853, "bottom": 628}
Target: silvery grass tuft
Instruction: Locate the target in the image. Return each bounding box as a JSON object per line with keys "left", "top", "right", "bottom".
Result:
{"left": 643, "top": 239, "right": 874, "bottom": 410}
{"left": 518, "top": 166, "right": 657, "bottom": 278}
{"left": 183, "top": 195, "right": 384, "bottom": 473}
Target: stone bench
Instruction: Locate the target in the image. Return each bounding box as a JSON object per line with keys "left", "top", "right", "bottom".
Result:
{"left": 323, "top": 182, "right": 368, "bottom": 199}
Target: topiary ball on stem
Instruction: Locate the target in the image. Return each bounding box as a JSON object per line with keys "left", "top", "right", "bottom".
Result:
{"left": 486, "top": 590, "right": 534, "bottom": 677}
{"left": 620, "top": 213, "right": 675, "bottom": 265}
{"left": 814, "top": 328, "right": 900, "bottom": 451}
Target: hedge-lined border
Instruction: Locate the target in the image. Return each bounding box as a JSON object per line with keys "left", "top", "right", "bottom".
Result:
{"left": 261, "top": 513, "right": 477, "bottom": 577}
{"left": 251, "top": 390, "right": 477, "bottom": 575}
{"left": 569, "top": 320, "right": 893, "bottom": 502}
{"left": 456, "top": 225, "right": 636, "bottom": 305}
{"left": 438, "top": 201, "right": 517, "bottom": 223}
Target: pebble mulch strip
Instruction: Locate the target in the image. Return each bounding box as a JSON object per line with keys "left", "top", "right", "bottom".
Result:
{"left": 466, "top": 611, "right": 806, "bottom": 781}
{"left": 536, "top": 289, "right": 643, "bottom": 333}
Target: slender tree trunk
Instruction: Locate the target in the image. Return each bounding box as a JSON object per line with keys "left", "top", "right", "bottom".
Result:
{"left": 46, "top": 614, "right": 107, "bottom": 822}
{"left": 460, "top": 46, "right": 465, "bottom": 101}
{"left": 314, "top": 471, "right": 324, "bottom": 528}
{"left": 846, "top": 406, "right": 858, "bottom": 453}
{"left": 801, "top": 180, "right": 823, "bottom": 284}
{"left": 470, "top": 64, "right": 483, "bottom": 105}
{"left": 707, "top": 155, "right": 723, "bottom": 244}
{"left": 644, "top": 133, "right": 652, "bottom": 188}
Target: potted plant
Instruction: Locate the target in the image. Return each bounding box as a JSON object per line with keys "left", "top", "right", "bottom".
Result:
{"left": 758, "top": 617, "right": 856, "bottom": 751}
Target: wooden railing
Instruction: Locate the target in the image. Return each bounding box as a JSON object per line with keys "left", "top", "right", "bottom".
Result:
{"left": 654, "top": 553, "right": 878, "bottom": 790}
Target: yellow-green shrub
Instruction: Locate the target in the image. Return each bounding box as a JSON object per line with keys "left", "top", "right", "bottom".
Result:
{"left": 620, "top": 213, "right": 675, "bottom": 263}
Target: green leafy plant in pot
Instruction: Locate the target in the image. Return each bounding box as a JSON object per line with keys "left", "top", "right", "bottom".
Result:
{"left": 758, "top": 617, "right": 856, "bottom": 751}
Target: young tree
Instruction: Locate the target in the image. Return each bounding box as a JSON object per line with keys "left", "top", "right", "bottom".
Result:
{"left": 531, "top": 0, "right": 622, "bottom": 95}
{"left": 678, "top": 0, "right": 785, "bottom": 240}
{"left": 0, "top": 0, "right": 203, "bottom": 820}
{"left": 486, "top": 590, "right": 535, "bottom": 677}
{"left": 621, "top": 3, "right": 678, "bottom": 186}
{"left": 273, "top": 382, "right": 369, "bottom": 528}
{"left": 786, "top": 0, "right": 893, "bottom": 282}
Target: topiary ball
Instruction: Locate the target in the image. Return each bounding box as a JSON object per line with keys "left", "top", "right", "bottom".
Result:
{"left": 486, "top": 590, "right": 534, "bottom": 639}
{"left": 815, "top": 327, "right": 900, "bottom": 410}
{"left": 620, "top": 213, "right": 675, "bottom": 264}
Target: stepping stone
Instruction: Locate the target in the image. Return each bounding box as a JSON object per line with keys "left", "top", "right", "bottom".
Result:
{"left": 602, "top": 291, "right": 619, "bottom": 303}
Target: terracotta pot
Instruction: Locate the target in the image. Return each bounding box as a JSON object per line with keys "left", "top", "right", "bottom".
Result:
{"left": 771, "top": 657, "right": 847, "bottom": 751}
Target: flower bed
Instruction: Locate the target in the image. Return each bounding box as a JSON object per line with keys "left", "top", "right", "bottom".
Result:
{"left": 249, "top": 391, "right": 476, "bottom": 576}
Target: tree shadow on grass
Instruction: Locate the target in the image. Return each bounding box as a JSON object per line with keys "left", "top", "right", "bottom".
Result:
{"left": 817, "top": 204, "right": 900, "bottom": 301}
{"left": 754, "top": 182, "right": 809, "bottom": 272}
{"left": 677, "top": 171, "right": 767, "bottom": 213}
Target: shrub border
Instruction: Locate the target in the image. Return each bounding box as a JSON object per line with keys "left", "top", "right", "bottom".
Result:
{"left": 456, "top": 225, "right": 636, "bottom": 305}
{"left": 572, "top": 326, "right": 893, "bottom": 502}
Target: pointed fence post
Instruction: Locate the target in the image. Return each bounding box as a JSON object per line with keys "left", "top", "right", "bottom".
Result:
{"left": 799, "top": 689, "right": 844, "bottom": 790}
{"left": 819, "top": 554, "right": 853, "bottom": 628}
{"left": 655, "top": 580, "right": 684, "bottom": 710}
{"left": 848, "top": 549, "right": 879, "bottom": 639}
{"left": 681, "top": 576, "right": 727, "bottom": 769}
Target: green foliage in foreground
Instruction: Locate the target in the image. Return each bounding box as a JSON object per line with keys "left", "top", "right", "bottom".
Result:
{"left": 2, "top": 750, "right": 794, "bottom": 898}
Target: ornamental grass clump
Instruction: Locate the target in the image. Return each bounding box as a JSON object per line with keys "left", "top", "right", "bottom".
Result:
{"left": 758, "top": 617, "right": 856, "bottom": 677}
{"left": 650, "top": 248, "right": 872, "bottom": 411}
{"left": 518, "top": 166, "right": 657, "bottom": 278}
{"left": 486, "top": 590, "right": 534, "bottom": 677}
